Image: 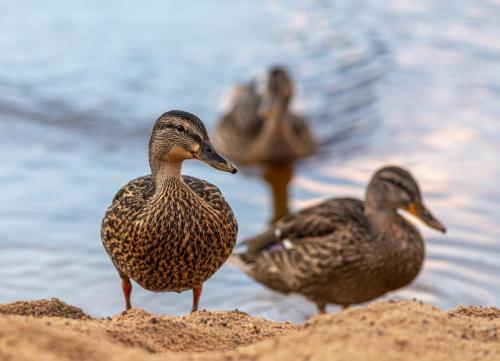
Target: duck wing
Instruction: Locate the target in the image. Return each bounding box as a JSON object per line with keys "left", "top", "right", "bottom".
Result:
{"left": 110, "top": 175, "right": 155, "bottom": 205}
{"left": 232, "top": 198, "right": 369, "bottom": 294}
{"left": 101, "top": 175, "right": 156, "bottom": 276}
{"left": 182, "top": 175, "right": 236, "bottom": 217}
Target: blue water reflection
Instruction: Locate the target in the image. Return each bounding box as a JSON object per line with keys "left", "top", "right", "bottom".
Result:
{"left": 0, "top": 0, "right": 499, "bottom": 321}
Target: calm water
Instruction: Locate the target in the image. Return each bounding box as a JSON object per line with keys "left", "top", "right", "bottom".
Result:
{"left": 0, "top": 0, "right": 499, "bottom": 322}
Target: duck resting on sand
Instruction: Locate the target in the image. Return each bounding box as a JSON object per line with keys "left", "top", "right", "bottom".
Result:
{"left": 231, "top": 166, "right": 446, "bottom": 314}
{"left": 101, "top": 110, "right": 238, "bottom": 313}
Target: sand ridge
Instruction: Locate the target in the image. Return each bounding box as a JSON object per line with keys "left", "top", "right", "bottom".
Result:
{"left": 0, "top": 299, "right": 499, "bottom": 361}
{"left": 0, "top": 298, "right": 91, "bottom": 319}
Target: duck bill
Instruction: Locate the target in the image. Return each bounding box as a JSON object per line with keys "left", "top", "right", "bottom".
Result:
{"left": 406, "top": 201, "right": 446, "bottom": 233}
{"left": 199, "top": 141, "right": 238, "bottom": 174}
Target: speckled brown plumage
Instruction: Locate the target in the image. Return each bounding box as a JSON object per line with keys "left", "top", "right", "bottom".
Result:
{"left": 101, "top": 110, "right": 238, "bottom": 312}
{"left": 232, "top": 166, "right": 446, "bottom": 313}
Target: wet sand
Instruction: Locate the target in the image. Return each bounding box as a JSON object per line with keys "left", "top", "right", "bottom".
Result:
{"left": 0, "top": 298, "right": 499, "bottom": 361}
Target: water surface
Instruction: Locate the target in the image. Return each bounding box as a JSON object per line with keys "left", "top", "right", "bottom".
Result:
{"left": 0, "top": 0, "right": 499, "bottom": 321}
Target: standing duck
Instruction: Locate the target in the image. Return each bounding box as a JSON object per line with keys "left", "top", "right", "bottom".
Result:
{"left": 231, "top": 166, "right": 446, "bottom": 314}
{"left": 101, "top": 110, "right": 238, "bottom": 312}
{"left": 213, "top": 66, "right": 317, "bottom": 222}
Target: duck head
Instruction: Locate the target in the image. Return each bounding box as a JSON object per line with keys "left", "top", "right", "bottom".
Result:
{"left": 365, "top": 166, "right": 446, "bottom": 233}
{"left": 259, "top": 66, "right": 294, "bottom": 118}
{"left": 149, "top": 110, "right": 237, "bottom": 178}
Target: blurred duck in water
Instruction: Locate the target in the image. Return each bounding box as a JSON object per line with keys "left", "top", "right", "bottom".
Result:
{"left": 231, "top": 166, "right": 446, "bottom": 314}
{"left": 101, "top": 110, "right": 238, "bottom": 313}
{"left": 213, "top": 66, "right": 317, "bottom": 223}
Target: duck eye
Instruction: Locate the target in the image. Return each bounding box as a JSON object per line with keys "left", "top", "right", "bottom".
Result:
{"left": 176, "top": 125, "right": 185, "bottom": 132}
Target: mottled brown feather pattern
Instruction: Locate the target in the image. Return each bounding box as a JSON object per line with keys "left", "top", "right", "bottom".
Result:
{"left": 235, "top": 197, "right": 425, "bottom": 308}
{"left": 101, "top": 175, "right": 238, "bottom": 292}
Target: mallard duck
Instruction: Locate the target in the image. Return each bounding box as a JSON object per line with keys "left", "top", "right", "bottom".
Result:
{"left": 101, "top": 110, "right": 238, "bottom": 312}
{"left": 213, "top": 66, "right": 317, "bottom": 222}
{"left": 231, "top": 166, "right": 446, "bottom": 314}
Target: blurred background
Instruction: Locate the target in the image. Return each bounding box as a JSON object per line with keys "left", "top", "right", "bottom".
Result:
{"left": 0, "top": 0, "right": 499, "bottom": 322}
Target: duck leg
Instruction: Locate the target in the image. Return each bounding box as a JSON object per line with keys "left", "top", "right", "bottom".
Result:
{"left": 192, "top": 284, "right": 203, "bottom": 312}
{"left": 121, "top": 277, "right": 132, "bottom": 310}
{"left": 263, "top": 163, "right": 294, "bottom": 223}
{"left": 317, "top": 303, "right": 326, "bottom": 315}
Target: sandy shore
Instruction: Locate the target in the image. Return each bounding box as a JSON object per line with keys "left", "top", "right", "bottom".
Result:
{"left": 0, "top": 299, "right": 499, "bottom": 361}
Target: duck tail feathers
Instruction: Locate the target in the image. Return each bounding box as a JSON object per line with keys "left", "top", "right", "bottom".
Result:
{"left": 228, "top": 253, "right": 255, "bottom": 276}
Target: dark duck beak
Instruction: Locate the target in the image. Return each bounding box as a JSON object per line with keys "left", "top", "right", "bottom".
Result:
{"left": 198, "top": 141, "right": 238, "bottom": 174}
